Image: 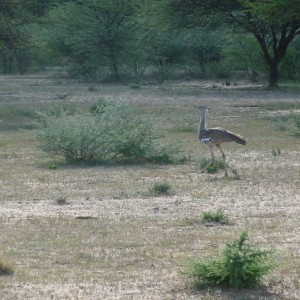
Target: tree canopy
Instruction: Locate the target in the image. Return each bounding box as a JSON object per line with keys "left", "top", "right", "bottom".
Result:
{"left": 0, "top": 0, "right": 300, "bottom": 86}
{"left": 169, "top": 0, "right": 300, "bottom": 87}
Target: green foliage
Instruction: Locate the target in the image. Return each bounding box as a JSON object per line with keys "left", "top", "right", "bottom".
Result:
{"left": 168, "top": 0, "right": 300, "bottom": 87}
{"left": 36, "top": 113, "right": 108, "bottom": 162}
{"left": 184, "top": 29, "right": 222, "bottom": 78}
{"left": 202, "top": 209, "right": 229, "bottom": 224}
{"left": 223, "top": 33, "right": 264, "bottom": 81}
{"left": 89, "top": 98, "right": 110, "bottom": 114}
{"left": 36, "top": 103, "right": 182, "bottom": 164}
{"left": 47, "top": 0, "right": 139, "bottom": 80}
{"left": 185, "top": 231, "right": 276, "bottom": 289}
{"left": 199, "top": 158, "right": 225, "bottom": 173}
{"left": 149, "top": 181, "right": 173, "bottom": 195}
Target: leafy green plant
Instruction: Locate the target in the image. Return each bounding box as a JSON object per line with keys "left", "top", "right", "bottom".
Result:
{"left": 202, "top": 209, "right": 229, "bottom": 224}
{"left": 185, "top": 231, "right": 276, "bottom": 289}
{"left": 199, "top": 158, "right": 225, "bottom": 173}
{"left": 149, "top": 181, "right": 173, "bottom": 196}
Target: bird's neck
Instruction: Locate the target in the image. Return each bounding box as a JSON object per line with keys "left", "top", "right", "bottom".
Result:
{"left": 199, "top": 110, "right": 207, "bottom": 132}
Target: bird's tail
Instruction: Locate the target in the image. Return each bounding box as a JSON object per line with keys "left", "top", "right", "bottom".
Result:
{"left": 233, "top": 133, "right": 246, "bottom": 145}
{"left": 227, "top": 131, "right": 246, "bottom": 145}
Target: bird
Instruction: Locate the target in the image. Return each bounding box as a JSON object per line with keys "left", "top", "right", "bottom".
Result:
{"left": 194, "top": 105, "right": 246, "bottom": 176}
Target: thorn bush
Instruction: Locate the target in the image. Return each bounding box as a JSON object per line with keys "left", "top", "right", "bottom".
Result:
{"left": 36, "top": 103, "right": 183, "bottom": 164}
{"left": 185, "top": 231, "right": 276, "bottom": 289}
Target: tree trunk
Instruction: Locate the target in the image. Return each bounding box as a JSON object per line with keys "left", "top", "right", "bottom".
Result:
{"left": 268, "top": 62, "right": 279, "bottom": 88}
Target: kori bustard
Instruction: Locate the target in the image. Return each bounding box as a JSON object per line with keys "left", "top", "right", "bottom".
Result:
{"left": 194, "top": 105, "right": 246, "bottom": 176}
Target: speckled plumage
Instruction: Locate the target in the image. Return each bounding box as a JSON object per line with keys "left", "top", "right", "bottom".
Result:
{"left": 194, "top": 105, "right": 246, "bottom": 176}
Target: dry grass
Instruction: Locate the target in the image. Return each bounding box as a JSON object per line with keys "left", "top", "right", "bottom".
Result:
{"left": 0, "top": 72, "right": 300, "bottom": 299}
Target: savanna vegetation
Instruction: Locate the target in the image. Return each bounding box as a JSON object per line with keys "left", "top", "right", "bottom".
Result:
{"left": 0, "top": 0, "right": 300, "bottom": 299}
{"left": 0, "top": 0, "right": 300, "bottom": 86}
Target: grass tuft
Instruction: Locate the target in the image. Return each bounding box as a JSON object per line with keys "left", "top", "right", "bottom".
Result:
{"left": 148, "top": 181, "right": 173, "bottom": 196}
{"left": 202, "top": 209, "right": 230, "bottom": 225}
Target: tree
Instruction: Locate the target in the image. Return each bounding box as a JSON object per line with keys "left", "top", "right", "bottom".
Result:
{"left": 144, "top": 31, "right": 186, "bottom": 82}
{"left": 48, "top": 0, "right": 139, "bottom": 81}
{"left": 0, "top": 0, "right": 55, "bottom": 74}
{"left": 184, "top": 29, "right": 222, "bottom": 78}
{"left": 223, "top": 33, "right": 264, "bottom": 82}
{"left": 169, "top": 0, "right": 300, "bottom": 87}
{"left": 0, "top": 1, "right": 25, "bottom": 46}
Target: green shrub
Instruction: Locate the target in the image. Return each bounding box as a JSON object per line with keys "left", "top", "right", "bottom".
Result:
{"left": 199, "top": 158, "right": 225, "bottom": 173}
{"left": 149, "top": 181, "right": 173, "bottom": 195}
{"left": 185, "top": 231, "right": 276, "bottom": 289}
{"left": 202, "top": 209, "right": 229, "bottom": 224}
{"left": 36, "top": 103, "right": 182, "bottom": 164}
{"left": 36, "top": 113, "right": 109, "bottom": 162}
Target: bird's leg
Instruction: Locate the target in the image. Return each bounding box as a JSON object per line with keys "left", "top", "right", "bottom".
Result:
{"left": 216, "top": 144, "right": 228, "bottom": 176}
{"left": 209, "top": 145, "right": 215, "bottom": 163}
{"left": 200, "top": 145, "right": 215, "bottom": 173}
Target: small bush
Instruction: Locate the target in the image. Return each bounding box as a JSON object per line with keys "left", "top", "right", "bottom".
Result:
{"left": 185, "top": 231, "right": 276, "bottom": 289}
{"left": 89, "top": 98, "right": 110, "bottom": 114}
{"left": 0, "top": 259, "right": 14, "bottom": 276}
{"left": 149, "top": 181, "right": 173, "bottom": 195}
{"left": 202, "top": 209, "right": 229, "bottom": 224}
{"left": 199, "top": 158, "right": 225, "bottom": 173}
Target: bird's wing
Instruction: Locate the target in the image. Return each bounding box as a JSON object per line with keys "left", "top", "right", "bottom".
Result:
{"left": 205, "top": 128, "right": 246, "bottom": 145}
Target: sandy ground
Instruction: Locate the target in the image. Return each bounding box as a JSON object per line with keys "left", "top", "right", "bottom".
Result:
{"left": 0, "top": 73, "right": 300, "bottom": 299}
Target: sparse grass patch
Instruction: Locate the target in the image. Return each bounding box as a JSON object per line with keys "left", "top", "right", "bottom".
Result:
{"left": 148, "top": 180, "right": 173, "bottom": 196}
{"left": 185, "top": 231, "right": 277, "bottom": 289}
{"left": 268, "top": 113, "right": 300, "bottom": 137}
{"left": 55, "top": 189, "right": 69, "bottom": 205}
{"left": 171, "top": 118, "right": 196, "bottom": 133}
{"left": 202, "top": 209, "right": 230, "bottom": 225}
